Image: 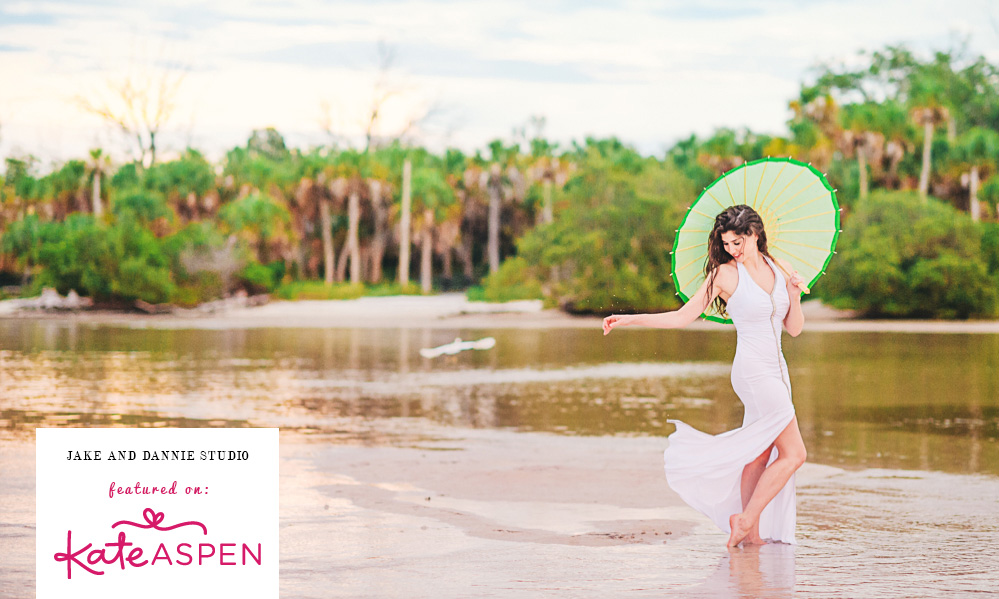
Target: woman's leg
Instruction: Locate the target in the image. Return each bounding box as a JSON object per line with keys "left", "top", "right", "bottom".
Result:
{"left": 728, "top": 416, "right": 806, "bottom": 547}
{"left": 739, "top": 444, "right": 773, "bottom": 544}
{"left": 741, "top": 444, "right": 773, "bottom": 508}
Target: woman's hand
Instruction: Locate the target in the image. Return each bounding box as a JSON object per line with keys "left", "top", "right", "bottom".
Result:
{"left": 786, "top": 270, "right": 804, "bottom": 296}
{"left": 602, "top": 314, "right": 633, "bottom": 335}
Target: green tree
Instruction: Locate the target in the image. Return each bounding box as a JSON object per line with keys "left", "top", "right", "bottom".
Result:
{"left": 112, "top": 190, "right": 175, "bottom": 234}
{"left": 821, "top": 191, "right": 998, "bottom": 318}
{"left": 482, "top": 149, "right": 695, "bottom": 313}
{"left": 951, "top": 127, "right": 999, "bottom": 221}
{"left": 218, "top": 192, "right": 294, "bottom": 265}
{"left": 1, "top": 214, "right": 44, "bottom": 283}
{"left": 839, "top": 103, "right": 884, "bottom": 199}
{"left": 34, "top": 213, "right": 175, "bottom": 303}
{"left": 909, "top": 75, "right": 952, "bottom": 203}
{"left": 86, "top": 149, "right": 111, "bottom": 218}
{"left": 143, "top": 149, "right": 218, "bottom": 221}
{"left": 410, "top": 167, "right": 456, "bottom": 292}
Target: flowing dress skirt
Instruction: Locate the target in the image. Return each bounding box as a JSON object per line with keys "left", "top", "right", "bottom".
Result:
{"left": 663, "top": 341, "right": 797, "bottom": 544}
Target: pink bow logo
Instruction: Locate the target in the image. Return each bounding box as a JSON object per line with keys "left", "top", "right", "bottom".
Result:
{"left": 112, "top": 508, "right": 207, "bottom": 535}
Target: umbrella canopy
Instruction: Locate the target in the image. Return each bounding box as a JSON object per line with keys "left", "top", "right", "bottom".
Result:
{"left": 670, "top": 157, "right": 841, "bottom": 324}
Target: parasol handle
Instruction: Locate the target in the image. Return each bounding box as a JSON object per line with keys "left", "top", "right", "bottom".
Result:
{"left": 773, "top": 261, "right": 810, "bottom": 295}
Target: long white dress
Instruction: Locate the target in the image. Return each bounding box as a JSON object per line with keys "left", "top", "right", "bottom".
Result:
{"left": 663, "top": 254, "right": 797, "bottom": 544}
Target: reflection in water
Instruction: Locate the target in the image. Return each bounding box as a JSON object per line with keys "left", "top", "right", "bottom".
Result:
{"left": 0, "top": 321, "right": 997, "bottom": 475}
{"left": 685, "top": 544, "right": 796, "bottom": 599}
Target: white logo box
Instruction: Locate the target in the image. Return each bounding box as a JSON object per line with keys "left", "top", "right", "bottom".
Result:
{"left": 36, "top": 428, "right": 278, "bottom": 599}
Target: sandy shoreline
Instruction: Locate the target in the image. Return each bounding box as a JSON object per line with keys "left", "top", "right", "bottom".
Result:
{"left": 3, "top": 292, "right": 999, "bottom": 333}
{"left": 0, "top": 422, "right": 844, "bottom": 598}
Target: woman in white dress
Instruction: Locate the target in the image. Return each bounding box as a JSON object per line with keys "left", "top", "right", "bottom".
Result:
{"left": 602, "top": 204, "right": 807, "bottom": 547}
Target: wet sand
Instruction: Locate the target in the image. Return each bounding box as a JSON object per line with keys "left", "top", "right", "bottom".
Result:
{"left": 4, "top": 293, "right": 999, "bottom": 333}
{"left": 9, "top": 421, "right": 993, "bottom": 598}
{"left": 0, "top": 422, "right": 843, "bottom": 598}
{"left": 276, "top": 423, "right": 845, "bottom": 597}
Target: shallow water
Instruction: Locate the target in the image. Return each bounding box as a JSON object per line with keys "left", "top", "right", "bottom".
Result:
{"left": 1, "top": 322, "right": 996, "bottom": 475}
{"left": 1, "top": 320, "right": 998, "bottom": 597}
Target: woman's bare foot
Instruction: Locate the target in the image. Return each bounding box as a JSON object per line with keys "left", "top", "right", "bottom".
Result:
{"left": 727, "top": 513, "right": 755, "bottom": 547}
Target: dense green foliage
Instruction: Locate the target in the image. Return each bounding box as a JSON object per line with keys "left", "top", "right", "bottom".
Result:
{"left": 479, "top": 151, "right": 693, "bottom": 313}
{"left": 819, "top": 191, "right": 999, "bottom": 318}
{"left": 34, "top": 214, "right": 175, "bottom": 304}
{"left": 2, "top": 42, "right": 999, "bottom": 318}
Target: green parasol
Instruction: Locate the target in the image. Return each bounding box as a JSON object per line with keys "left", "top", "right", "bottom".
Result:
{"left": 669, "top": 157, "right": 841, "bottom": 324}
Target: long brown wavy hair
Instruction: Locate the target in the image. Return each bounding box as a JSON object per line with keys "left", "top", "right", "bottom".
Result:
{"left": 704, "top": 204, "right": 778, "bottom": 319}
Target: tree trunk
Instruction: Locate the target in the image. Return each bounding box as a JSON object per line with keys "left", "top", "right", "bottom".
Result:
{"left": 488, "top": 178, "right": 501, "bottom": 273}
{"left": 947, "top": 116, "right": 956, "bottom": 142}
{"left": 359, "top": 245, "right": 371, "bottom": 281}
{"left": 421, "top": 211, "right": 433, "bottom": 294}
{"left": 399, "top": 160, "right": 412, "bottom": 286}
{"left": 542, "top": 179, "right": 553, "bottom": 224}
{"left": 442, "top": 246, "right": 453, "bottom": 281}
{"left": 92, "top": 171, "right": 103, "bottom": 218}
{"left": 336, "top": 238, "right": 349, "bottom": 282}
{"left": 970, "top": 166, "right": 981, "bottom": 222}
{"left": 320, "top": 197, "right": 335, "bottom": 286}
{"left": 857, "top": 147, "right": 869, "bottom": 200}
{"left": 295, "top": 244, "right": 307, "bottom": 279}
{"left": 368, "top": 180, "right": 387, "bottom": 284}
{"left": 919, "top": 119, "right": 932, "bottom": 203}
{"left": 886, "top": 140, "right": 904, "bottom": 189}
{"left": 259, "top": 230, "right": 270, "bottom": 264}
{"left": 348, "top": 189, "right": 361, "bottom": 284}
{"left": 457, "top": 238, "right": 474, "bottom": 280}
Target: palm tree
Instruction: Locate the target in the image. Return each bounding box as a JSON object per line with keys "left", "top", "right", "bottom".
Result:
{"left": 910, "top": 105, "right": 949, "bottom": 203}
{"left": 410, "top": 168, "right": 456, "bottom": 293}
{"left": 292, "top": 167, "right": 334, "bottom": 285}
{"left": 86, "top": 149, "right": 110, "bottom": 218}
{"left": 483, "top": 139, "right": 521, "bottom": 274}
{"left": 953, "top": 127, "right": 999, "bottom": 222}
{"left": 346, "top": 181, "right": 362, "bottom": 284}
{"left": 331, "top": 151, "right": 365, "bottom": 284}
{"left": 527, "top": 137, "right": 560, "bottom": 224}
{"left": 788, "top": 93, "right": 840, "bottom": 172}
{"left": 144, "top": 148, "right": 218, "bottom": 223}
{"left": 484, "top": 163, "right": 504, "bottom": 274}
{"left": 434, "top": 202, "right": 463, "bottom": 287}
{"left": 433, "top": 148, "right": 470, "bottom": 287}
{"left": 317, "top": 173, "right": 336, "bottom": 285}
{"left": 908, "top": 76, "right": 952, "bottom": 203}
{"left": 287, "top": 149, "right": 332, "bottom": 282}
{"left": 838, "top": 104, "right": 884, "bottom": 200}
{"left": 694, "top": 128, "right": 743, "bottom": 173}
{"left": 218, "top": 192, "right": 295, "bottom": 265}
{"left": 364, "top": 151, "right": 393, "bottom": 284}
{"left": 875, "top": 100, "right": 913, "bottom": 190}
{"left": 399, "top": 159, "right": 412, "bottom": 286}
{"left": 458, "top": 162, "right": 487, "bottom": 282}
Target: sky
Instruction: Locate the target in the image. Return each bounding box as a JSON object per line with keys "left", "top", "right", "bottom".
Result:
{"left": 1, "top": 0, "right": 999, "bottom": 169}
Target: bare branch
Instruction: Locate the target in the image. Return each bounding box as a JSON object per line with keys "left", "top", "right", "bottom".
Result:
{"left": 74, "top": 41, "right": 188, "bottom": 167}
{"left": 321, "top": 39, "right": 455, "bottom": 151}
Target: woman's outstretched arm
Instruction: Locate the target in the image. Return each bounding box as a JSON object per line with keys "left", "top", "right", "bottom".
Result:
{"left": 603, "top": 272, "right": 721, "bottom": 335}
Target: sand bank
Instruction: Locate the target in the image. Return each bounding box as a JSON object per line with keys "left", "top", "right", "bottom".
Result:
{"left": 3, "top": 292, "right": 999, "bottom": 333}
